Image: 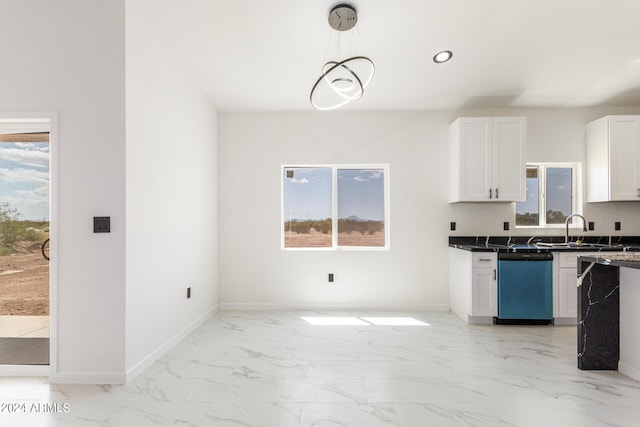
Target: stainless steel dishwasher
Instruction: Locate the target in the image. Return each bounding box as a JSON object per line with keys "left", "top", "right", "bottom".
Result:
{"left": 496, "top": 252, "right": 553, "bottom": 324}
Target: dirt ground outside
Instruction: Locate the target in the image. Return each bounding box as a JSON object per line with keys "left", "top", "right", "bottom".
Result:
{"left": 338, "top": 231, "right": 385, "bottom": 247}
{"left": 0, "top": 241, "right": 49, "bottom": 316}
{"left": 284, "top": 230, "right": 385, "bottom": 248}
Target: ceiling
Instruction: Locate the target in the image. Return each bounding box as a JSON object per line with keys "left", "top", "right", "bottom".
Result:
{"left": 141, "top": 0, "right": 640, "bottom": 112}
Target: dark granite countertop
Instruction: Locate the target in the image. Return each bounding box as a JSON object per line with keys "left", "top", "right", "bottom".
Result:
{"left": 449, "top": 236, "right": 640, "bottom": 253}
{"left": 577, "top": 254, "right": 640, "bottom": 270}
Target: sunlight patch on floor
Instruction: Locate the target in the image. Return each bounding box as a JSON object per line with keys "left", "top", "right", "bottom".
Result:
{"left": 362, "top": 317, "right": 430, "bottom": 326}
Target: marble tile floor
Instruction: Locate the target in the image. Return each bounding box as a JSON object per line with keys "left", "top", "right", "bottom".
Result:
{"left": 2, "top": 310, "right": 640, "bottom": 426}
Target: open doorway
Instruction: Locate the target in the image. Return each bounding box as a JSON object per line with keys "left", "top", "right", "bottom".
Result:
{"left": 0, "top": 118, "right": 50, "bottom": 365}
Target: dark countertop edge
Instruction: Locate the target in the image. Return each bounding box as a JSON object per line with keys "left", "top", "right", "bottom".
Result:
{"left": 449, "top": 235, "right": 640, "bottom": 253}
{"left": 450, "top": 235, "right": 640, "bottom": 246}
{"left": 448, "top": 243, "right": 640, "bottom": 253}
{"left": 578, "top": 255, "right": 640, "bottom": 270}
{"left": 449, "top": 244, "right": 497, "bottom": 252}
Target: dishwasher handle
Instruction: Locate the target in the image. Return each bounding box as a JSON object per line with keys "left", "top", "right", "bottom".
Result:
{"left": 498, "top": 252, "right": 553, "bottom": 261}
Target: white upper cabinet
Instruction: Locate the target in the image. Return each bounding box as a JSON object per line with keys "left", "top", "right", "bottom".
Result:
{"left": 449, "top": 117, "right": 527, "bottom": 202}
{"left": 587, "top": 115, "right": 640, "bottom": 202}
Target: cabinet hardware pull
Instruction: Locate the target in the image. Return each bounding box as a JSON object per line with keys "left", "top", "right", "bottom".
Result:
{"left": 479, "top": 258, "right": 491, "bottom": 262}
{"left": 493, "top": 269, "right": 497, "bottom": 280}
{"left": 489, "top": 188, "right": 493, "bottom": 199}
{"left": 496, "top": 188, "right": 499, "bottom": 199}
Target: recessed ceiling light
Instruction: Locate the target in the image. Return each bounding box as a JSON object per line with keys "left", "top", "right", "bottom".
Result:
{"left": 433, "top": 50, "right": 453, "bottom": 64}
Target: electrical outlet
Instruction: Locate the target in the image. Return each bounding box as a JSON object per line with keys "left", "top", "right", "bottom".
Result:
{"left": 588, "top": 221, "right": 595, "bottom": 231}
{"left": 615, "top": 221, "right": 621, "bottom": 231}
{"left": 503, "top": 222, "right": 509, "bottom": 231}
{"left": 450, "top": 222, "right": 456, "bottom": 231}
{"left": 187, "top": 287, "right": 191, "bottom": 299}
{"left": 93, "top": 216, "right": 110, "bottom": 233}
{"left": 328, "top": 273, "right": 334, "bottom": 283}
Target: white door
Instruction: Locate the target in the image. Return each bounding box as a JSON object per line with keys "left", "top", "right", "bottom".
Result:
{"left": 0, "top": 119, "right": 50, "bottom": 365}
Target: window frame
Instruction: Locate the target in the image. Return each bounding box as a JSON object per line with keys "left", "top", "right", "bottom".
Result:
{"left": 281, "top": 164, "right": 390, "bottom": 251}
{"left": 515, "top": 162, "right": 582, "bottom": 229}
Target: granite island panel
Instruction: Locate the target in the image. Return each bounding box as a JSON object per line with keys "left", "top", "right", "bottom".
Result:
{"left": 577, "top": 254, "right": 640, "bottom": 379}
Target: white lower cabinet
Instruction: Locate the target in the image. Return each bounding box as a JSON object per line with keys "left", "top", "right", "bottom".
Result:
{"left": 449, "top": 248, "right": 497, "bottom": 323}
{"left": 471, "top": 253, "right": 498, "bottom": 317}
{"left": 554, "top": 252, "right": 600, "bottom": 323}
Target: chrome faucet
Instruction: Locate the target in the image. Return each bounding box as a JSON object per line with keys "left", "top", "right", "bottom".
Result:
{"left": 565, "top": 214, "right": 588, "bottom": 243}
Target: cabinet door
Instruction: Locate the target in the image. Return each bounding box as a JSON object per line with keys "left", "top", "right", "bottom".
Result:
{"left": 609, "top": 116, "right": 640, "bottom": 201}
{"left": 492, "top": 117, "right": 526, "bottom": 201}
{"left": 558, "top": 268, "right": 578, "bottom": 318}
{"left": 458, "top": 118, "right": 493, "bottom": 201}
{"left": 471, "top": 266, "right": 497, "bottom": 316}
{"left": 586, "top": 117, "right": 610, "bottom": 202}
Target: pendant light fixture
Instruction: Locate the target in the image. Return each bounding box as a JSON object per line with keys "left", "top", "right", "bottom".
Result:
{"left": 310, "top": 4, "right": 375, "bottom": 111}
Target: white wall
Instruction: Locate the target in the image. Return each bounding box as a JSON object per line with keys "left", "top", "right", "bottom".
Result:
{"left": 218, "top": 112, "right": 452, "bottom": 310}
{"left": 0, "top": 0, "right": 219, "bottom": 383}
{"left": 125, "top": 1, "right": 219, "bottom": 379}
{"left": 218, "top": 108, "right": 640, "bottom": 309}
{"left": 0, "top": 1, "right": 126, "bottom": 382}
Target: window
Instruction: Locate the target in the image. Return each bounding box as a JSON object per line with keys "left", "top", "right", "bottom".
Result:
{"left": 515, "top": 163, "right": 581, "bottom": 228}
{"left": 282, "top": 165, "right": 389, "bottom": 249}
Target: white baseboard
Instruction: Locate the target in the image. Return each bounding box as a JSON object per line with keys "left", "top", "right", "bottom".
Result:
{"left": 553, "top": 317, "right": 577, "bottom": 326}
{"left": 50, "top": 370, "right": 126, "bottom": 384}
{"left": 467, "top": 315, "right": 495, "bottom": 324}
{"left": 0, "top": 365, "right": 50, "bottom": 377}
{"left": 124, "top": 306, "right": 216, "bottom": 383}
{"left": 218, "top": 303, "right": 449, "bottom": 312}
{"left": 619, "top": 361, "right": 640, "bottom": 382}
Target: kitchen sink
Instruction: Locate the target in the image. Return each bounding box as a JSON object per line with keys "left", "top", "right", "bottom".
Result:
{"left": 535, "top": 242, "right": 623, "bottom": 249}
